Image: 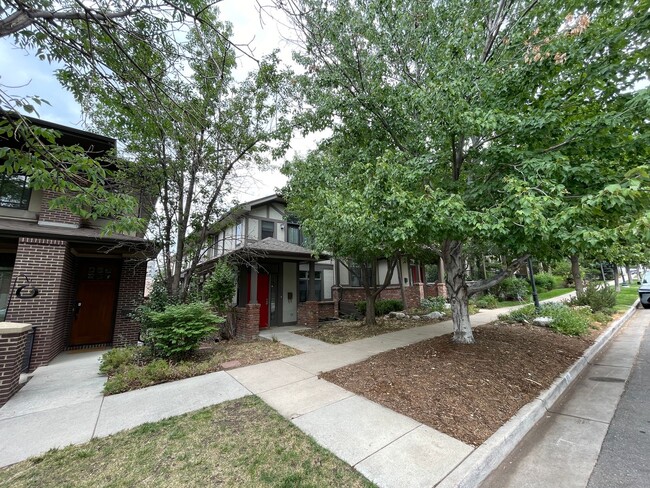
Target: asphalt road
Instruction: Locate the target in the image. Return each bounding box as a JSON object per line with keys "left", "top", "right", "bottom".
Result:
{"left": 587, "top": 308, "right": 650, "bottom": 487}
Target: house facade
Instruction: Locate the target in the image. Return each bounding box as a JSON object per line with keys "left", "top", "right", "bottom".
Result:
{"left": 0, "top": 117, "right": 153, "bottom": 375}
{"left": 195, "top": 194, "right": 446, "bottom": 338}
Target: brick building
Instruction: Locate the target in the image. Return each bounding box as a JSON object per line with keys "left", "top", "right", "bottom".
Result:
{"left": 0, "top": 116, "right": 154, "bottom": 373}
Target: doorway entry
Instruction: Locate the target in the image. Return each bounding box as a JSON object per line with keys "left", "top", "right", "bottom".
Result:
{"left": 69, "top": 260, "right": 119, "bottom": 346}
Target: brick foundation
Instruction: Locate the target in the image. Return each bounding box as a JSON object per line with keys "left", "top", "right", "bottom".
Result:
{"left": 7, "top": 238, "right": 73, "bottom": 370}
{"left": 297, "top": 301, "right": 319, "bottom": 328}
{"left": 235, "top": 304, "right": 261, "bottom": 340}
{"left": 335, "top": 282, "right": 447, "bottom": 315}
{"left": 0, "top": 323, "right": 32, "bottom": 407}
{"left": 113, "top": 260, "right": 147, "bottom": 347}
{"left": 317, "top": 301, "right": 336, "bottom": 320}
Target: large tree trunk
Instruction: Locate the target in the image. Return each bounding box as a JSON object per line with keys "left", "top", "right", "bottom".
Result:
{"left": 364, "top": 287, "right": 377, "bottom": 325}
{"left": 625, "top": 264, "right": 633, "bottom": 284}
{"left": 570, "top": 254, "right": 584, "bottom": 298}
{"left": 614, "top": 264, "right": 621, "bottom": 292}
{"left": 443, "top": 240, "right": 474, "bottom": 344}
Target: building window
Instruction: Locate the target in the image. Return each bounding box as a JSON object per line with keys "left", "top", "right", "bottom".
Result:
{"left": 349, "top": 264, "right": 362, "bottom": 287}
{"left": 0, "top": 173, "right": 31, "bottom": 209}
{"left": 235, "top": 220, "right": 243, "bottom": 246}
{"left": 261, "top": 220, "right": 274, "bottom": 239}
{"left": 299, "top": 270, "right": 322, "bottom": 302}
{"left": 287, "top": 223, "right": 303, "bottom": 246}
{"left": 0, "top": 254, "right": 16, "bottom": 321}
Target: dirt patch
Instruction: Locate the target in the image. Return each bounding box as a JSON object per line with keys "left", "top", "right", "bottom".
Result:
{"left": 321, "top": 322, "right": 594, "bottom": 447}
{"left": 294, "top": 316, "right": 449, "bottom": 344}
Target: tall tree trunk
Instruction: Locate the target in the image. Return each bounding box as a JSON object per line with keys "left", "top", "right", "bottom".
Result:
{"left": 570, "top": 254, "right": 584, "bottom": 298}
{"left": 614, "top": 264, "right": 621, "bottom": 292}
{"left": 396, "top": 257, "right": 407, "bottom": 309}
{"left": 625, "top": 264, "right": 632, "bottom": 284}
{"left": 364, "top": 287, "right": 377, "bottom": 326}
{"left": 443, "top": 240, "right": 474, "bottom": 344}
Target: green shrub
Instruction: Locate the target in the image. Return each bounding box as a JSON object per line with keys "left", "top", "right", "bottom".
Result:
{"left": 500, "top": 303, "right": 591, "bottom": 336}
{"left": 533, "top": 273, "right": 555, "bottom": 291}
{"left": 473, "top": 294, "right": 498, "bottom": 309}
{"left": 99, "top": 347, "right": 138, "bottom": 375}
{"left": 203, "top": 262, "right": 237, "bottom": 312}
{"left": 568, "top": 282, "right": 617, "bottom": 312}
{"left": 145, "top": 302, "right": 223, "bottom": 359}
{"left": 356, "top": 299, "right": 404, "bottom": 316}
{"left": 420, "top": 296, "right": 447, "bottom": 312}
{"left": 494, "top": 277, "right": 530, "bottom": 301}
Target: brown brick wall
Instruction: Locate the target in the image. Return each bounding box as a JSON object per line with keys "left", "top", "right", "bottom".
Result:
{"left": 335, "top": 283, "right": 446, "bottom": 313}
{"left": 39, "top": 190, "right": 82, "bottom": 227}
{"left": 6, "top": 238, "right": 73, "bottom": 370}
{"left": 112, "top": 259, "right": 147, "bottom": 347}
{"left": 317, "top": 301, "right": 336, "bottom": 320}
{"left": 297, "top": 301, "right": 319, "bottom": 328}
{"left": 235, "top": 304, "right": 260, "bottom": 341}
{"left": 0, "top": 329, "right": 30, "bottom": 407}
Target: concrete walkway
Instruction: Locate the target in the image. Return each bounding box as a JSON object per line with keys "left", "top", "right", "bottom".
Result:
{"left": 481, "top": 309, "right": 648, "bottom": 488}
{"left": 0, "top": 290, "right": 603, "bottom": 488}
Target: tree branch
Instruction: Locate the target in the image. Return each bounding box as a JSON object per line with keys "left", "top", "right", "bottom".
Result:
{"left": 468, "top": 254, "right": 529, "bottom": 296}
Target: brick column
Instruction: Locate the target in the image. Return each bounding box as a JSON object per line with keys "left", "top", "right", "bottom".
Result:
{"left": 435, "top": 281, "right": 447, "bottom": 298}
{"left": 7, "top": 238, "right": 72, "bottom": 369}
{"left": 235, "top": 304, "right": 260, "bottom": 341}
{"left": 113, "top": 260, "right": 147, "bottom": 347}
{"left": 297, "top": 301, "right": 319, "bottom": 328}
{"left": 0, "top": 322, "right": 32, "bottom": 407}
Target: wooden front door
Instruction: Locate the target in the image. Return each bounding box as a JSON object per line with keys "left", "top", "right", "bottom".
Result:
{"left": 69, "top": 261, "right": 119, "bottom": 346}
{"left": 257, "top": 273, "right": 270, "bottom": 329}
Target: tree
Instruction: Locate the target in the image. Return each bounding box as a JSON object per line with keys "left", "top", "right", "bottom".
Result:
{"left": 284, "top": 148, "right": 434, "bottom": 324}
{"left": 0, "top": 0, "right": 234, "bottom": 231}
{"left": 279, "top": 0, "right": 650, "bottom": 342}
{"left": 66, "top": 12, "right": 293, "bottom": 299}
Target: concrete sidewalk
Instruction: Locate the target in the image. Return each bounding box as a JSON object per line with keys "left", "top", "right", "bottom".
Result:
{"left": 0, "top": 290, "right": 621, "bottom": 488}
{"left": 481, "top": 309, "right": 648, "bottom": 488}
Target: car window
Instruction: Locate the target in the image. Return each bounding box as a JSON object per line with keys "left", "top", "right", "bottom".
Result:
{"left": 643, "top": 271, "right": 650, "bottom": 284}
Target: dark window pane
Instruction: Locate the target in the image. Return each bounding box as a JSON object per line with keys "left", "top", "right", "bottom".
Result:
{"left": 287, "top": 224, "right": 302, "bottom": 245}
{"left": 0, "top": 174, "right": 31, "bottom": 209}
{"left": 261, "top": 221, "right": 274, "bottom": 239}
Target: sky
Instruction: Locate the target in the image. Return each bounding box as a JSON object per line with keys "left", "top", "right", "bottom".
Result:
{"left": 0, "top": 0, "right": 314, "bottom": 203}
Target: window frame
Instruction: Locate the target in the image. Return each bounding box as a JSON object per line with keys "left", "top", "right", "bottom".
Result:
{"left": 0, "top": 173, "right": 31, "bottom": 210}
{"left": 261, "top": 220, "right": 275, "bottom": 240}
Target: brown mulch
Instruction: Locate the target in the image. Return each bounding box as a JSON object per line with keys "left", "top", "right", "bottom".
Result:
{"left": 294, "top": 316, "right": 449, "bottom": 344}
{"left": 321, "top": 322, "right": 596, "bottom": 447}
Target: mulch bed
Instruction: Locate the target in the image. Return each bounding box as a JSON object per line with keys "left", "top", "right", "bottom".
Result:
{"left": 294, "top": 316, "right": 449, "bottom": 344}
{"left": 321, "top": 322, "right": 596, "bottom": 447}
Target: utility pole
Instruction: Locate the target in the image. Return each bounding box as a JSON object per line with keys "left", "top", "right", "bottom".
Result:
{"left": 528, "top": 257, "right": 540, "bottom": 311}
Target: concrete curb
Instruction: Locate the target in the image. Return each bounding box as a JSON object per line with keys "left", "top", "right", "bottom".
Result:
{"left": 436, "top": 300, "right": 640, "bottom": 488}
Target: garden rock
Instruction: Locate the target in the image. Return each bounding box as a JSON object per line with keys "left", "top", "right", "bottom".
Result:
{"left": 389, "top": 312, "right": 407, "bottom": 319}
{"left": 532, "top": 317, "right": 553, "bottom": 327}
{"left": 411, "top": 315, "right": 421, "bottom": 320}
{"left": 424, "top": 311, "right": 445, "bottom": 320}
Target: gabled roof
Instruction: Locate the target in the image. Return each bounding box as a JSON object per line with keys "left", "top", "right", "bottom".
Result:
{"left": 209, "top": 194, "right": 286, "bottom": 235}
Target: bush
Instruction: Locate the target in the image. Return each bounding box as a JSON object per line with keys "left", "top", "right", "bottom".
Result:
{"left": 494, "top": 277, "right": 530, "bottom": 301}
{"left": 473, "top": 294, "right": 498, "bottom": 309}
{"left": 145, "top": 302, "right": 223, "bottom": 359}
{"left": 533, "top": 272, "right": 555, "bottom": 291}
{"left": 203, "top": 262, "right": 237, "bottom": 312}
{"left": 356, "top": 299, "right": 404, "bottom": 316}
{"left": 99, "top": 347, "right": 138, "bottom": 375}
{"left": 500, "top": 303, "right": 591, "bottom": 336}
{"left": 568, "top": 282, "right": 617, "bottom": 312}
{"left": 420, "top": 296, "right": 447, "bottom": 313}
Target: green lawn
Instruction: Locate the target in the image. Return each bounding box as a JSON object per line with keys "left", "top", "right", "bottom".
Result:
{"left": 0, "top": 397, "right": 375, "bottom": 488}
{"left": 614, "top": 285, "right": 640, "bottom": 312}
{"left": 496, "top": 287, "right": 575, "bottom": 308}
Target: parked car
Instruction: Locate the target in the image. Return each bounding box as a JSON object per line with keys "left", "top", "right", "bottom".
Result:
{"left": 639, "top": 271, "right": 650, "bottom": 309}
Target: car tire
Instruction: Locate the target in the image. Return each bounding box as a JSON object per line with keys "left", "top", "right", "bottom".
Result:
{"left": 642, "top": 303, "right": 650, "bottom": 309}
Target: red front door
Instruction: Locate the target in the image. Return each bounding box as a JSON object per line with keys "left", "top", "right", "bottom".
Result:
{"left": 257, "top": 273, "right": 270, "bottom": 328}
